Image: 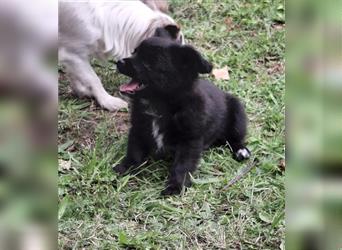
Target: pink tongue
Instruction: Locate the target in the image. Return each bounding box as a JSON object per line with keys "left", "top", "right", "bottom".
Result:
{"left": 119, "top": 81, "right": 139, "bottom": 92}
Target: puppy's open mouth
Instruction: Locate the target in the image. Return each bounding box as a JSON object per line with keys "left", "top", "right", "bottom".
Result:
{"left": 119, "top": 79, "right": 146, "bottom": 94}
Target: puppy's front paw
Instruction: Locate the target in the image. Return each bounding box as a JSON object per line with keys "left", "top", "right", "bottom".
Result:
{"left": 234, "top": 147, "right": 251, "bottom": 162}
{"left": 112, "top": 163, "right": 128, "bottom": 175}
{"left": 161, "top": 184, "right": 182, "bottom": 196}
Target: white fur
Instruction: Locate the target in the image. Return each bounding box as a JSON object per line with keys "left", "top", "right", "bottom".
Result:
{"left": 59, "top": 0, "right": 180, "bottom": 111}
{"left": 237, "top": 148, "right": 250, "bottom": 159}
{"left": 152, "top": 119, "right": 164, "bottom": 151}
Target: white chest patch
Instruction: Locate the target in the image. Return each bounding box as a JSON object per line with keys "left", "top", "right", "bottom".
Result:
{"left": 152, "top": 119, "right": 164, "bottom": 151}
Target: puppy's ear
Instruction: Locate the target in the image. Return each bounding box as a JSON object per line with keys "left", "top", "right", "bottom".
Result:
{"left": 164, "top": 24, "right": 180, "bottom": 39}
{"left": 171, "top": 45, "right": 213, "bottom": 74}
{"left": 154, "top": 24, "right": 180, "bottom": 40}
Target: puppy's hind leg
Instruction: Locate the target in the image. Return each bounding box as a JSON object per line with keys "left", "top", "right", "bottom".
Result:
{"left": 62, "top": 53, "right": 127, "bottom": 111}
{"left": 224, "top": 94, "right": 251, "bottom": 161}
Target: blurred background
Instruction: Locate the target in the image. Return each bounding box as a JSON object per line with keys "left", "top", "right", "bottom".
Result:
{"left": 287, "top": 0, "right": 342, "bottom": 249}
{"left": 0, "top": 0, "right": 57, "bottom": 250}
{"left": 0, "top": 0, "right": 341, "bottom": 249}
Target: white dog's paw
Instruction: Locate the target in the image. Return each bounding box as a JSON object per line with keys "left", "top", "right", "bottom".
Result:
{"left": 97, "top": 94, "right": 128, "bottom": 111}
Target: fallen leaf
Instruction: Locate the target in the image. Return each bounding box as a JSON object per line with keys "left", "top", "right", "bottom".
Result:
{"left": 278, "top": 159, "right": 285, "bottom": 172}
{"left": 258, "top": 212, "right": 272, "bottom": 224}
{"left": 58, "top": 196, "right": 69, "bottom": 220}
{"left": 212, "top": 66, "right": 230, "bottom": 80}
{"left": 272, "top": 23, "right": 285, "bottom": 30}
{"left": 224, "top": 17, "right": 233, "bottom": 31}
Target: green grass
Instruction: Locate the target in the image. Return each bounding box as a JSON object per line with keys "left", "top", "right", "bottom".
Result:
{"left": 58, "top": 0, "right": 285, "bottom": 249}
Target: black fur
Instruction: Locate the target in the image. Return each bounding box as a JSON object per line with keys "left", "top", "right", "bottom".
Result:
{"left": 154, "top": 25, "right": 182, "bottom": 42}
{"left": 114, "top": 37, "right": 250, "bottom": 195}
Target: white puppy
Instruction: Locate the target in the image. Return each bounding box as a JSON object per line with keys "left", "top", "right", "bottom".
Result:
{"left": 59, "top": 1, "right": 182, "bottom": 111}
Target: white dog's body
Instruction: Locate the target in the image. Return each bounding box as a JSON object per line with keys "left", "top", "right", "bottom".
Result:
{"left": 59, "top": 1, "right": 180, "bottom": 111}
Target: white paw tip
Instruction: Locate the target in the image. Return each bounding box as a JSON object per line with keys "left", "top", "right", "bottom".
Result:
{"left": 237, "top": 148, "right": 250, "bottom": 159}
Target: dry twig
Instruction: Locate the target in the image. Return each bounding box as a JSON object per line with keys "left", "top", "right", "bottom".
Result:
{"left": 223, "top": 157, "right": 258, "bottom": 190}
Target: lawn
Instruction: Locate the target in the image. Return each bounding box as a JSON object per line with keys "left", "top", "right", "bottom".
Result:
{"left": 58, "top": 0, "right": 285, "bottom": 249}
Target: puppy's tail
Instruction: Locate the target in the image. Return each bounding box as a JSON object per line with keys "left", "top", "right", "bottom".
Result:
{"left": 224, "top": 94, "right": 250, "bottom": 161}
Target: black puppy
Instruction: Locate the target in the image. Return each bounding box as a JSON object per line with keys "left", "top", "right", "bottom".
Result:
{"left": 114, "top": 37, "right": 250, "bottom": 195}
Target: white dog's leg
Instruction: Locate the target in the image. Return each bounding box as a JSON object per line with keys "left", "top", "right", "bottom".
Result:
{"left": 63, "top": 55, "right": 127, "bottom": 111}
